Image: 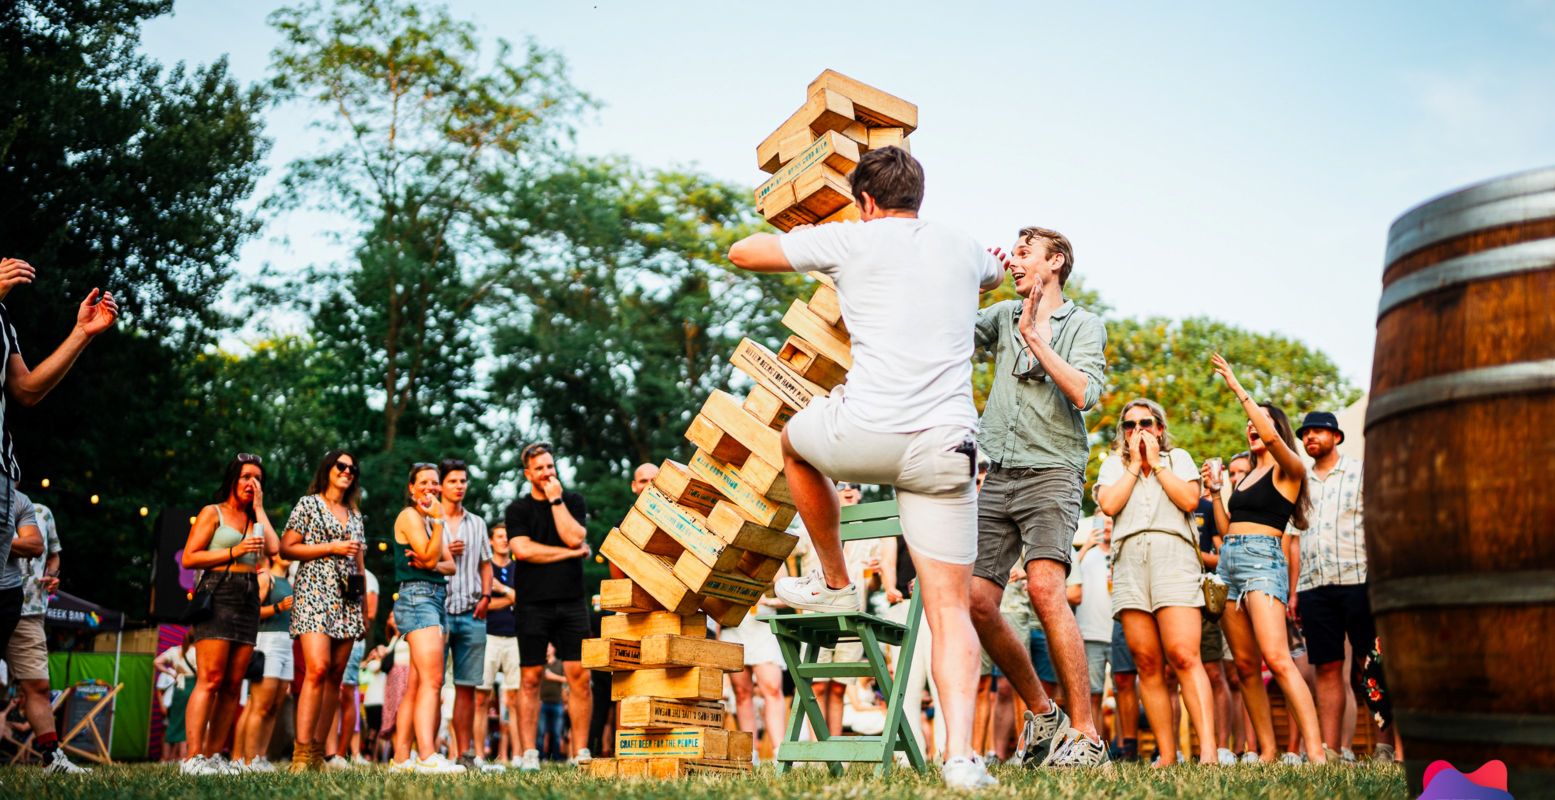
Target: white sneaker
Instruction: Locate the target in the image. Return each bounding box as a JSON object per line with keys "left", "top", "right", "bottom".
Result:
{"left": 44, "top": 748, "right": 91, "bottom": 773}
{"left": 414, "top": 752, "right": 467, "bottom": 774}
{"left": 1047, "top": 729, "right": 1112, "bottom": 768}
{"left": 1241, "top": 751, "right": 1261, "bottom": 764}
{"left": 324, "top": 755, "right": 352, "bottom": 770}
{"left": 1341, "top": 747, "right": 1357, "bottom": 764}
{"left": 519, "top": 748, "right": 541, "bottom": 771}
{"left": 248, "top": 756, "right": 277, "bottom": 773}
{"left": 208, "top": 753, "right": 240, "bottom": 775}
{"left": 474, "top": 756, "right": 506, "bottom": 773}
{"left": 390, "top": 757, "right": 416, "bottom": 772}
{"left": 942, "top": 756, "right": 998, "bottom": 789}
{"left": 774, "top": 570, "right": 860, "bottom": 613}
{"left": 180, "top": 755, "right": 221, "bottom": 776}
{"left": 1280, "top": 752, "right": 1304, "bottom": 765}
{"left": 351, "top": 754, "right": 371, "bottom": 766}
{"left": 1372, "top": 743, "right": 1397, "bottom": 764}
{"left": 1016, "top": 704, "right": 1069, "bottom": 766}
{"left": 1217, "top": 748, "right": 1237, "bottom": 766}
{"left": 570, "top": 747, "right": 593, "bottom": 765}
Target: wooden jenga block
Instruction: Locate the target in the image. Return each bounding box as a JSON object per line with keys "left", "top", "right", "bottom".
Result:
{"left": 808, "top": 283, "right": 843, "bottom": 327}
{"left": 685, "top": 414, "right": 750, "bottom": 465}
{"left": 819, "top": 204, "right": 861, "bottom": 225}
{"left": 737, "top": 549, "right": 784, "bottom": 583}
{"left": 737, "top": 456, "right": 789, "bottom": 504}
{"left": 600, "top": 533, "right": 701, "bottom": 615}
{"left": 618, "top": 758, "right": 650, "bottom": 778}
{"left": 700, "top": 597, "right": 756, "bottom": 628}
{"left": 617, "top": 697, "right": 728, "bottom": 730}
{"left": 686, "top": 449, "right": 795, "bottom": 530}
{"left": 600, "top": 578, "right": 662, "bottom": 613}
{"left": 600, "top": 610, "right": 707, "bottom": 641}
{"left": 783, "top": 300, "right": 853, "bottom": 369}
{"left": 706, "top": 502, "right": 799, "bottom": 559}
{"left": 755, "top": 130, "right": 861, "bottom": 209}
{"left": 700, "top": 389, "right": 783, "bottom": 468}
{"left": 617, "top": 727, "right": 734, "bottom": 760}
{"left": 611, "top": 667, "right": 724, "bottom": 701}
{"left": 741, "top": 385, "right": 793, "bottom": 430}
{"left": 646, "top": 757, "right": 752, "bottom": 778}
{"left": 724, "top": 730, "right": 754, "bottom": 762}
{"left": 764, "top": 164, "right": 852, "bottom": 231}
{"left": 653, "top": 460, "right": 724, "bottom": 514}
{"left": 674, "top": 552, "right": 768, "bottom": 606}
{"left": 867, "top": 126, "right": 909, "bottom": 151}
{"left": 588, "top": 758, "right": 619, "bottom": 778}
{"left": 729, "top": 338, "right": 824, "bottom": 414}
{"left": 805, "top": 70, "right": 918, "bottom": 132}
{"left": 778, "top": 335, "right": 848, "bottom": 390}
{"left": 838, "top": 120, "right": 868, "bottom": 147}
{"left": 756, "top": 89, "right": 857, "bottom": 173}
{"left": 634, "top": 486, "right": 744, "bottom": 572}
{"left": 640, "top": 634, "right": 745, "bottom": 673}
{"left": 619, "top": 509, "right": 684, "bottom": 558}
{"left": 582, "top": 637, "right": 643, "bottom": 671}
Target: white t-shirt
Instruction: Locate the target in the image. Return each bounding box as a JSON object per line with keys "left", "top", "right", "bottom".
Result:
{"left": 1067, "top": 546, "right": 1113, "bottom": 642}
{"left": 780, "top": 218, "right": 1004, "bottom": 433}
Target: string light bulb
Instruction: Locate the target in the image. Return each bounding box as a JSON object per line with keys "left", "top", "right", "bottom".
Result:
{"left": 40, "top": 478, "right": 50, "bottom": 488}
{"left": 378, "top": 542, "right": 388, "bottom": 552}
{"left": 90, "top": 494, "right": 100, "bottom": 505}
{"left": 139, "top": 507, "right": 149, "bottom": 517}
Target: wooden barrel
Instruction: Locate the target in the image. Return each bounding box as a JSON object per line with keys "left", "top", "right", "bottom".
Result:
{"left": 1369, "top": 166, "right": 1555, "bottom": 797}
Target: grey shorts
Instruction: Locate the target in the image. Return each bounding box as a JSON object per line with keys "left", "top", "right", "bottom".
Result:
{"left": 974, "top": 465, "right": 1083, "bottom": 587}
{"left": 1084, "top": 640, "right": 1110, "bottom": 695}
{"left": 786, "top": 391, "right": 978, "bottom": 565}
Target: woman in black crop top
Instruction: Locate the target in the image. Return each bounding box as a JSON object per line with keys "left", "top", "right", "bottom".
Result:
{"left": 1203, "top": 354, "right": 1328, "bottom": 764}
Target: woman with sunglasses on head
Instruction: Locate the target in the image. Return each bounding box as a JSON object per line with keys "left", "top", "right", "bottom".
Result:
{"left": 233, "top": 552, "right": 293, "bottom": 771}
{"left": 279, "top": 450, "right": 367, "bottom": 771}
{"left": 179, "top": 453, "right": 281, "bottom": 775}
{"left": 1094, "top": 399, "right": 1217, "bottom": 766}
{"left": 391, "top": 462, "right": 462, "bottom": 774}
{"left": 1204, "top": 354, "right": 1328, "bottom": 764}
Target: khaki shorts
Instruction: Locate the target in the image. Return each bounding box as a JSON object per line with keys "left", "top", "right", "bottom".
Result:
{"left": 1110, "top": 532, "right": 1205, "bottom": 616}
{"left": 6, "top": 614, "right": 48, "bottom": 681}
{"left": 481, "top": 635, "right": 522, "bottom": 691}
{"left": 785, "top": 390, "right": 978, "bottom": 565}
{"left": 816, "top": 641, "right": 865, "bottom": 685}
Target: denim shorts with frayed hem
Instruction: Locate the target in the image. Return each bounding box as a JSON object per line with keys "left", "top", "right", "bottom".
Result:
{"left": 1217, "top": 534, "right": 1290, "bottom": 606}
{"left": 394, "top": 581, "right": 447, "bottom": 635}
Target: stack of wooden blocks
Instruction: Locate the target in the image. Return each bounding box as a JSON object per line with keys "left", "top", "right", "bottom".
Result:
{"left": 585, "top": 69, "right": 912, "bottom": 780}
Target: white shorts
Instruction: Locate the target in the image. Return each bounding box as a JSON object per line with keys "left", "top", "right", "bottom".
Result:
{"left": 481, "top": 635, "right": 522, "bottom": 691}
{"left": 785, "top": 390, "right": 978, "bottom": 565}
{"left": 717, "top": 611, "right": 783, "bottom": 666}
{"left": 254, "top": 631, "right": 295, "bottom": 682}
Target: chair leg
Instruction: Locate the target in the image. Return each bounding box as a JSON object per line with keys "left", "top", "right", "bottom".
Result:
{"left": 776, "top": 634, "right": 832, "bottom": 774}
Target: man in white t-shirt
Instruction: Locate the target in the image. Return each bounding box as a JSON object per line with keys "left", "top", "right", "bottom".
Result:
{"left": 1065, "top": 516, "right": 1114, "bottom": 743}
{"left": 728, "top": 146, "right": 1004, "bottom": 789}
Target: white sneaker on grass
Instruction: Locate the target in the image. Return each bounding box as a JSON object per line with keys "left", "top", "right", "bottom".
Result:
{"left": 942, "top": 756, "right": 998, "bottom": 789}
{"left": 1016, "top": 704, "right": 1069, "bottom": 766}
{"left": 1280, "top": 752, "right": 1304, "bottom": 765}
{"left": 519, "top": 748, "right": 541, "bottom": 771}
{"left": 414, "top": 752, "right": 466, "bottom": 774}
{"left": 180, "top": 755, "right": 220, "bottom": 776}
{"left": 208, "top": 754, "right": 240, "bottom": 775}
{"left": 570, "top": 747, "right": 593, "bottom": 765}
{"left": 1217, "top": 748, "right": 1237, "bottom": 766}
{"left": 774, "top": 570, "right": 860, "bottom": 613}
{"left": 352, "top": 754, "right": 371, "bottom": 766}
{"left": 474, "top": 756, "right": 506, "bottom": 773}
{"left": 325, "top": 755, "right": 352, "bottom": 770}
{"left": 1046, "top": 729, "right": 1111, "bottom": 768}
{"left": 44, "top": 748, "right": 90, "bottom": 773}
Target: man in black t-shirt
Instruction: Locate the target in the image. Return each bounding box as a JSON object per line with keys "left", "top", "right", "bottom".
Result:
{"left": 503, "top": 443, "right": 592, "bottom": 768}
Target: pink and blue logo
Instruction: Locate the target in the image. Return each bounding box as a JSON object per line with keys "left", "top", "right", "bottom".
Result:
{"left": 1418, "top": 760, "right": 1512, "bottom": 800}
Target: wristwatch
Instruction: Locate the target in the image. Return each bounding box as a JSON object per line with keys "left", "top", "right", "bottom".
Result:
{"left": 550, "top": 498, "right": 564, "bottom": 506}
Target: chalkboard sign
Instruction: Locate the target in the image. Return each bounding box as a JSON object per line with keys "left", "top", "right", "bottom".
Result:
{"left": 64, "top": 680, "right": 113, "bottom": 753}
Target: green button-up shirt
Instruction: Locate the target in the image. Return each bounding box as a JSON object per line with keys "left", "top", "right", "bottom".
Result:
{"left": 974, "top": 298, "right": 1107, "bottom": 473}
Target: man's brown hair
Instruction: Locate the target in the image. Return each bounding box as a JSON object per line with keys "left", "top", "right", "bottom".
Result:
{"left": 1018, "top": 226, "right": 1075, "bottom": 287}
{"left": 848, "top": 146, "right": 924, "bottom": 212}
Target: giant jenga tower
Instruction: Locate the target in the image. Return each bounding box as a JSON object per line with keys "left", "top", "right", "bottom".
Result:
{"left": 585, "top": 70, "right": 915, "bottom": 780}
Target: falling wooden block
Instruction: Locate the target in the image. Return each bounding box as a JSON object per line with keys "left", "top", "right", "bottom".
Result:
{"left": 741, "top": 385, "right": 793, "bottom": 430}
{"left": 819, "top": 204, "right": 861, "bottom": 225}
{"left": 600, "top": 609, "right": 708, "bottom": 641}
{"left": 652, "top": 460, "right": 724, "bottom": 515}
{"left": 582, "top": 637, "right": 643, "bottom": 672}
{"left": 757, "top": 89, "right": 857, "bottom": 173}
{"left": 764, "top": 164, "right": 852, "bottom": 232}
{"left": 685, "top": 414, "right": 750, "bottom": 465}
{"left": 778, "top": 335, "right": 848, "bottom": 390}
{"left": 600, "top": 578, "right": 663, "bottom": 614}
{"left": 808, "top": 283, "right": 843, "bottom": 327}
{"left": 737, "top": 456, "right": 789, "bottom": 505}
{"left": 598, "top": 535, "right": 701, "bottom": 616}
{"left": 755, "top": 131, "right": 861, "bottom": 210}
{"left": 674, "top": 552, "right": 769, "bottom": 606}
{"left": 867, "top": 126, "right": 909, "bottom": 151}
{"left": 706, "top": 501, "right": 799, "bottom": 559}
{"left": 806, "top": 69, "right": 918, "bottom": 132}
{"left": 640, "top": 634, "right": 745, "bottom": 673}
{"left": 782, "top": 300, "right": 853, "bottom": 370}
{"left": 611, "top": 667, "right": 725, "bottom": 701}
{"left": 738, "top": 549, "right": 785, "bottom": 583}
{"left": 634, "top": 485, "right": 744, "bottom": 572}
{"left": 700, "top": 389, "right": 783, "bottom": 468}
{"left": 686, "top": 449, "right": 795, "bottom": 530}
{"left": 838, "top": 120, "right": 868, "bottom": 147}
{"left": 617, "top": 696, "right": 728, "bottom": 730}
{"left": 701, "top": 597, "right": 756, "bottom": 628}
{"left": 617, "top": 727, "right": 738, "bottom": 760}
{"left": 619, "top": 509, "right": 685, "bottom": 558}
{"left": 729, "top": 338, "right": 824, "bottom": 414}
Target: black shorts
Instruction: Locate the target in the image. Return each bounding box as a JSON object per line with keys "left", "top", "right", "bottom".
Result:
{"left": 516, "top": 599, "right": 590, "bottom": 666}
{"left": 0, "top": 586, "right": 22, "bottom": 657}
{"left": 1297, "top": 583, "right": 1375, "bottom": 666}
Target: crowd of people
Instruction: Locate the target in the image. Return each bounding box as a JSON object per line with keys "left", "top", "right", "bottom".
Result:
{"left": 0, "top": 147, "right": 1396, "bottom": 790}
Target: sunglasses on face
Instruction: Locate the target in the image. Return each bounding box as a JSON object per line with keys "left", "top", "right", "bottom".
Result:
{"left": 1121, "top": 418, "right": 1159, "bottom": 432}
{"left": 333, "top": 460, "right": 359, "bottom": 476}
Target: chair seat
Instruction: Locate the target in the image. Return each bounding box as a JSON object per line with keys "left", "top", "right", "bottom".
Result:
{"left": 759, "top": 611, "right": 909, "bottom": 647}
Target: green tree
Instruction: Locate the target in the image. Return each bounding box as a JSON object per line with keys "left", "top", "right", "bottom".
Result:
{"left": 0, "top": 0, "right": 268, "bottom": 613}
{"left": 267, "top": 0, "right": 590, "bottom": 529}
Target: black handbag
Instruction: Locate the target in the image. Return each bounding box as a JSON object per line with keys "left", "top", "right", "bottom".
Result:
{"left": 183, "top": 570, "right": 226, "bottom": 625}
{"left": 243, "top": 649, "right": 266, "bottom": 682}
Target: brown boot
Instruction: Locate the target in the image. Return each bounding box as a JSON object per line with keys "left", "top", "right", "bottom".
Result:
{"left": 288, "top": 741, "right": 311, "bottom": 773}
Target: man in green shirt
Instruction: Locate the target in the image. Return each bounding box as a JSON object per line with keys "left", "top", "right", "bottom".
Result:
{"left": 971, "top": 227, "right": 1109, "bottom": 767}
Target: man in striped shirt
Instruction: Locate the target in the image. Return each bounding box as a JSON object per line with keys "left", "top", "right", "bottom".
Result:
{"left": 0, "top": 257, "right": 118, "bottom": 657}
{"left": 438, "top": 458, "right": 498, "bottom": 771}
{"left": 1292, "top": 412, "right": 1382, "bottom": 757}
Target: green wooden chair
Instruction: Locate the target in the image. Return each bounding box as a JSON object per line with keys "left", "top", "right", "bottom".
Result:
{"left": 761, "top": 499, "right": 926, "bottom": 775}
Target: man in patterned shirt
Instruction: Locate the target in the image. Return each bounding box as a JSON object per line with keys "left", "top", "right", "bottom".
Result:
{"left": 437, "top": 458, "right": 498, "bottom": 772}
{"left": 1292, "top": 412, "right": 1385, "bottom": 757}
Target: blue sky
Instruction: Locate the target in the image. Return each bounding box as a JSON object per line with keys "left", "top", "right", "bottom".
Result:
{"left": 143, "top": 1, "right": 1555, "bottom": 388}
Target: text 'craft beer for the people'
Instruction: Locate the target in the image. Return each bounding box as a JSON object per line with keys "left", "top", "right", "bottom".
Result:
{"left": 1367, "top": 165, "right": 1555, "bottom": 798}
{"left": 585, "top": 68, "right": 915, "bottom": 781}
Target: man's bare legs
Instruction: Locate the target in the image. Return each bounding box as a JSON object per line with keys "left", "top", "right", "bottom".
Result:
{"left": 1026, "top": 559, "right": 1099, "bottom": 740}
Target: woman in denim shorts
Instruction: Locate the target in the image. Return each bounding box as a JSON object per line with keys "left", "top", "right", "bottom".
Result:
{"left": 390, "top": 463, "right": 459, "bottom": 774}
{"left": 1204, "top": 354, "right": 1328, "bottom": 765}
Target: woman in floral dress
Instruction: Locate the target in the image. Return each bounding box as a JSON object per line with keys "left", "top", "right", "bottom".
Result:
{"left": 281, "top": 450, "right": 366, "bottom": 770}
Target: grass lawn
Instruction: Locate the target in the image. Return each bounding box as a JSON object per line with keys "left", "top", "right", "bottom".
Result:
{"left": 0, "top": 760, "right": 1409, "bottom": 799}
